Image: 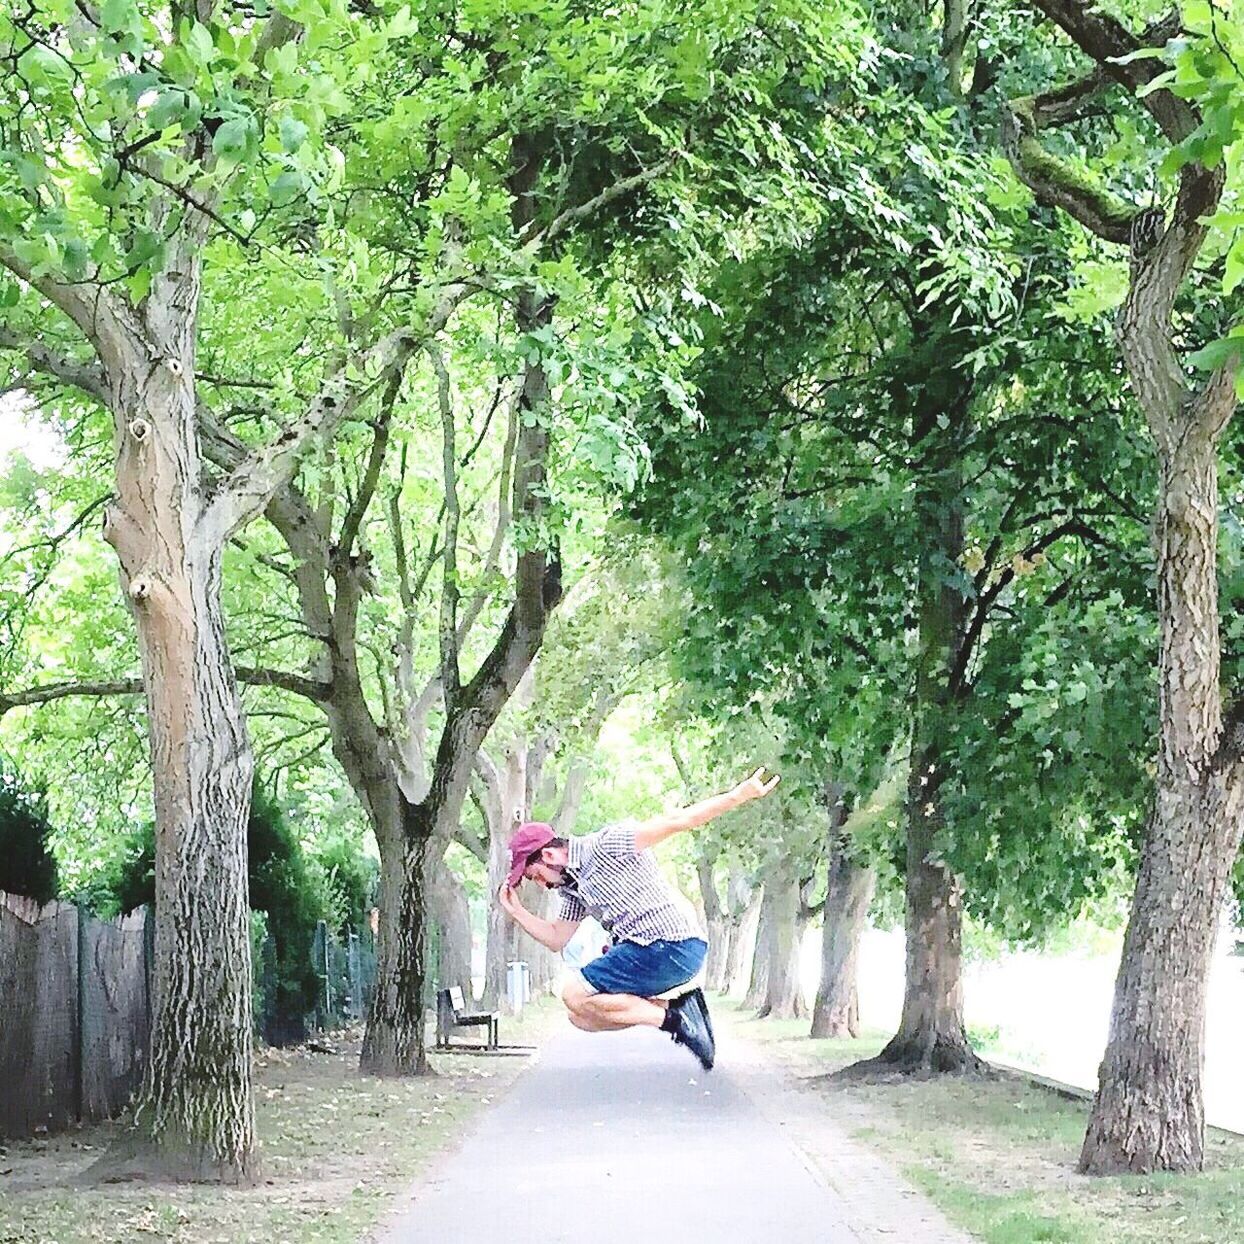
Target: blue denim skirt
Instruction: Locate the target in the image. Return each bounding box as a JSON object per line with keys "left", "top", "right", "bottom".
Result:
{"left": 580, "top": 937, "right": 707, "bottom": 997}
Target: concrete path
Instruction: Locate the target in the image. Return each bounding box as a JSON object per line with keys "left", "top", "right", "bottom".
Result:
{"left": 376, "top": 1021, "right": 974, "bottom": 1244}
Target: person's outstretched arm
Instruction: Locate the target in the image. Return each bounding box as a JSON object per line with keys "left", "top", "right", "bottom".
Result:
{"left": 633, "top": 767, "right": 780, "bottom": 851}
{"left": 497, "top": 884, "right": 581, "bottom": 952}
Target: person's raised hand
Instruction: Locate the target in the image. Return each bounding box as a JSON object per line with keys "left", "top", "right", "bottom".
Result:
{"left": 497, "top": 883, "right": 523, "bottom": 917}
{"left": 732, "top": 767, "right": 781, "bottom": 806}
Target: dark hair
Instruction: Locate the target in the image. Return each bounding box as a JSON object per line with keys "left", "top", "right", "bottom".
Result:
{"left": 525, "top": 836, "right": 567, "bottom": 867}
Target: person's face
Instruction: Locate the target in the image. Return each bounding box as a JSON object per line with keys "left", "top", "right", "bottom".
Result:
{"left": 524, "top": 846, "right": 568, "bottom": 889}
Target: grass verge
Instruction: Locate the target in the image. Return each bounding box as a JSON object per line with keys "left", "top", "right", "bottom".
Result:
{"left": 0, "top": 1001, "right": 561, "bottom": 1244}
{"left": 721, "top": 1001, "right": 1244, "bottom": 1244}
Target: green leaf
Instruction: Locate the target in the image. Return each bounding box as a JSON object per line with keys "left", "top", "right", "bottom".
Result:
{"left": 264, "top": 43, "right": 298, "bottom": 76}
{"left": 387, "top": 4, "right": 417, "bottom": 37}
{"left": 148, "top": 89, "right": 189, "bottom": 131}
{"left": 212, "top": 117, "right": 252, "bottom": 161}
{"left": 1186, "top": 335, "right": 1244, "bottom": 373}
{"left": 278, "top": 116, "right": 309, "bottom": 153}
{"left": 100, "top": 0, "right": 138, "bottom": 32}
{"left": 127, "top": 266, "right": 151, "bottom": 302}
{"left": 269, "top": 171, "right": 306, "bottom": 206}
{"left": 185, "top": 22, "right": 216, "bottom": 67}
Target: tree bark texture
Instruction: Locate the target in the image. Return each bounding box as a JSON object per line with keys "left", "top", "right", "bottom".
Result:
{"left": 865, "top": 376, "right": 981, "bottom": 1076}
{"left": 756, "top": 871, "right": 809, "bottom": 1020}
{"left": 98, "top": 293, "right": 257, "bottom": 1181}
{"left": 361, "top": 829, "right": 429, "bottom": 1075}
{"left": 428, "top": 861, "right": 472, "bottom": 1001}
{"left": 696, "top": 852, "right": 729, "bottom": 991}
{"left": 743, "top": 892, "right": 772, "bottom": 1013}
{"left": 1079, "top": 251, "right": 1244, "bottom": 1173}
{"left": 724, "top": 885, "right": 761, "bottom": 997}
{"left": 1006, "top": 0, "right": 1244, "bottom": 1173}
{"left": 811, "top": 796, "right": 875, "bottom": 1039}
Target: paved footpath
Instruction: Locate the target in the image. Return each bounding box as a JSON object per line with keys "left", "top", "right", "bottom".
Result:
{"left": 376, "top": 1023, "right": 975, "bottom": 1244}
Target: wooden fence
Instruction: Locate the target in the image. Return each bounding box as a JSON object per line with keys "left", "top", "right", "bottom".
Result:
{"left": 0, "top": 892, "right": 150, "bottom": 1138}
{"left": 0, "top": 892, "right": 379, "bottom": 1138}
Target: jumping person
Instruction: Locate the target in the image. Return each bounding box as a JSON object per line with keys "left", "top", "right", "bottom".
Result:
{"left": 495, "top": 767, "right": 780, "bottom": 1070}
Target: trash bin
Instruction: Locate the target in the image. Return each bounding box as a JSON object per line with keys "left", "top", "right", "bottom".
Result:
{"left": 506, "top": 960, "right": 530, "bottom": 1014}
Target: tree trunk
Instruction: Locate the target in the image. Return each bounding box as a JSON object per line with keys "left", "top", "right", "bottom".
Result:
{"left": 811, "top": 847, "right": 875, "bottom": 1039}
{"left": 724, "top": 885, "right": 761, "bottom": 997}
{"left": 857, "top": 389, "right": 981, "bottom": 1076}
{"left": 706, "top": 922, "right": 732, "bottom": 993}
{"left": 361, "top": 826, "right": 430, "bottom": 1075}
{"left": 482, "top": 741, "right": 526, "bottom": 1010}
{"left": 1001, "top": 2, "right": 1244, "bottom": 1173}
{"left": 429, "top": 860, "right": 472, "bottom": 1000}
{"left": 102, "top": 357, "right": 257, "bottom": 1181}
{"left": 1080, "top": 422, "right": 1244, "bottom": 1171}
{"left": 552, "top": 757, "right": 590, "bottom": 834}
{"left": 743, "top": 889, "right": 772, "bottom": 1012}
{"left": 696, "top": 852, "right": 729, "bottom": 992}
{"left": 526, "top": 888, "right": 562, "bottom": 997}
{"left": 873, "top": 748, "right": 979, "bottom": 1072}
{"left": 757, "top": 873, "right": 807, "bottom": 1020}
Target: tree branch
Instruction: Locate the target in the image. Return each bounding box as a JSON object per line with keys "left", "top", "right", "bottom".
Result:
{"left": 338, "top": 369, "right": 402, "bottom": 560}
{"left": 1002, "top": 94, "right": 1140, "bottom": 244}
{"left": 199, "top": 327, "right": 415, "bottom": 544}
{"left": 0, "top": 677, "right": 142, "bottom": 717}
{"left": 523, "top": 154, "right": 681, "bottom": 250}
{"left": 0, "top": 248, "right": 137, "bottom": 351}
{"left": 235, "top": 665, "right": 333, "bottom": 702}
{"left": 430, "top": 343, "right": 462, "bottom": 704}
{"left": 1031, "top": 3, "right": 1193, "bottom": 144}
{"left": 953, "top": 518, "right": 1107, "bottom": 695}
{"left": 457, "top": 387, "right": 519, "bottom": 644}
{"left": 0, "top": 327, "right": 111, "bottom": 405}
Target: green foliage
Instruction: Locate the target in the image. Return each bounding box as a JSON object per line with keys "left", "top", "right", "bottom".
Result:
{"left": 247, "top": 780, "right": 326, "bottom": 1023}
{"left": 308, "top": 827, "right": 378, "bottom": 936}
{"left": 627, "top": 5, "right": 1161, "bottom": 942}
{"left": 0, "top": 764, "right": 58, "bottom": 902}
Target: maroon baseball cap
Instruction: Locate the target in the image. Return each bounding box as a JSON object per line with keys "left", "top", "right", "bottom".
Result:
{"left": 506, "top": 821, "right": 555, "bottom": 887}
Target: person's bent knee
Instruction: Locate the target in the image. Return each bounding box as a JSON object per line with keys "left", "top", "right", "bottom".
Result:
{"left": 561, "top": 979, "right": 593, "bottom": 1013}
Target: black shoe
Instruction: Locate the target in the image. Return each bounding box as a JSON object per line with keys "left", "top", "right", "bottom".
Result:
{"left": 688, "top": 987, "right": 714, "bottom": 1047}
{"left": 670, "top": 992, "right": 715, "bottom": 1071}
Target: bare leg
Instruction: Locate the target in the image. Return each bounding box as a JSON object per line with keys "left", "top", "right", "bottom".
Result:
{"left": 562, "top": 978, "right": 667, "bottom": 1031}
{"left": 568, "top": 1012, "right": 631, "bottom": 1032}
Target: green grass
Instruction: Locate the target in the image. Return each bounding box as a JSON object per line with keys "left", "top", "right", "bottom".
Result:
{"left": 719, "top": 999, "right": 1244, "bottom": 1244}
{"left": 0, "top": 1001, "right": 561, "bottom": 1244}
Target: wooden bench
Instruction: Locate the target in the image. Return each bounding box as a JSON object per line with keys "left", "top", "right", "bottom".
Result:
{"left": 435, "top": 987, "right": 499, "bottom": 1050}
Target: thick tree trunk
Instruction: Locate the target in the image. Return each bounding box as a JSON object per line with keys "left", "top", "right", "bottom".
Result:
{"left": 743, "top": 890, "right": 772, "bottom": 1012}
{"left": 724, "top": 886, "right": 761, "bottom": 997}
{"left": 429, "top": 861, "right": 472, "bottom": 1000}
{"left": 361, "top": 828, "right": 430, "bottom": 1075}
{"left": 873, "top": 749, "right": 979, "bottom": 1072}
{"left": 696, "top": 852, "right": 729, "bottom": 992}
{"left": 1002, "top": 2, "right": 1244, "bottom": 1173}
{"left": 855, "top": 390, "right": 981, "bottom": 1076}
{"left": 102, "top": 358, "right": 257, "bottom": 1180}
{"left": 526, "top": 889, "right": 561, "bottom": 998}
{"left": 756, "top": 874, "right": 807, "bottom": 1020}
{"left": 811, "top": 808, "right": 875, "bottom": 1039}
{"left": 706, "top": 921, "right": 732, "bottom": 993}
{"left": 1080, "top": 429, "right": 1244, "bottom": 1172}
{"left": 482, "top": 742, "right": 526, "bottom": 1010}
{"left": 484, "top": 830, "right": 521, "bottom": 1009}
{"left": 552, "top": 758, "right": 590, "bottom": 834}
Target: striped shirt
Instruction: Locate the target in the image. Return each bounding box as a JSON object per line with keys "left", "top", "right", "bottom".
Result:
{"left": 555, "top": 822, "right": 702, "bottom": 946}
